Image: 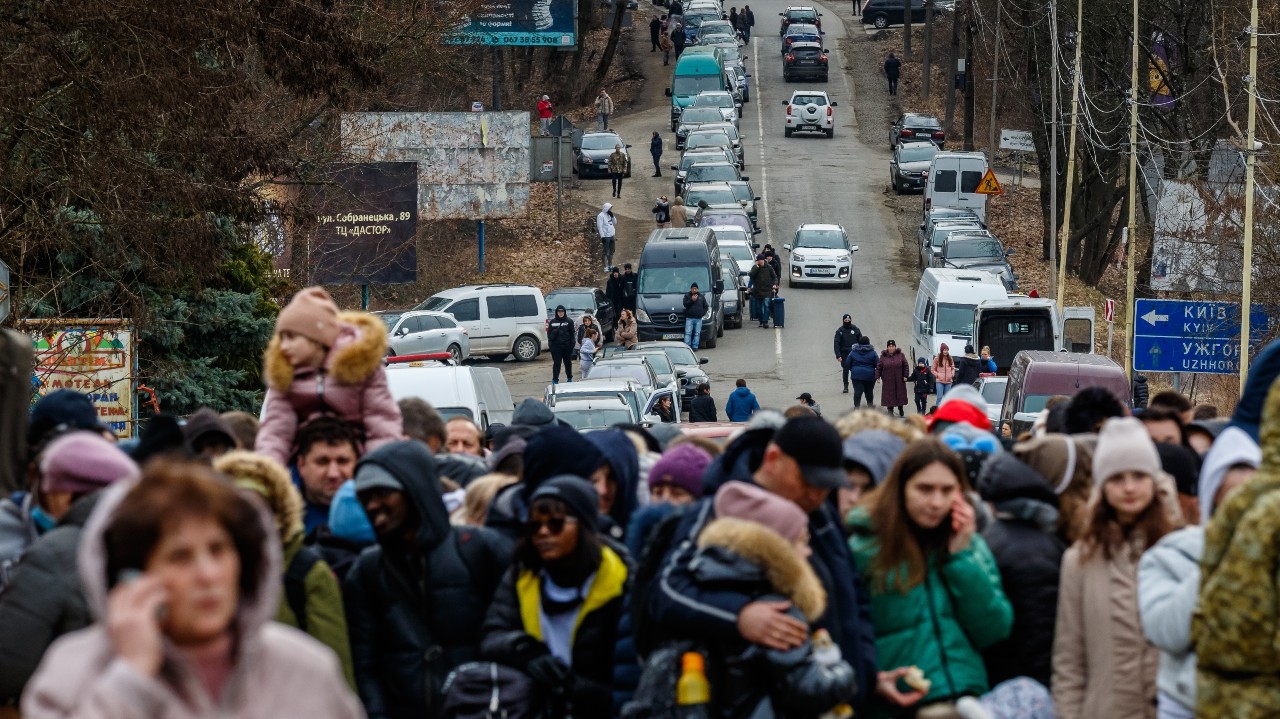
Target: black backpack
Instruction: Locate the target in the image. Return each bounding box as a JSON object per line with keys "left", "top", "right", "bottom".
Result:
{"left": 441, "top": 661, "right": 544, "bottom": 719}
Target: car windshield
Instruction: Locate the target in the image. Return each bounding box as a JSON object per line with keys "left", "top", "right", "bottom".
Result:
{"left": 555, "top": 407, "right": 634, "bottom": 430}
{"left": 786, "top": 24, "right": 819, "bottom": 36}
{"left": 931, "top": 224, "right": 983, "bottom": 248}
{"left": 702, "top": 20, "right": 733, "bottom": 32}
{"left": 658, "top": 346, "right": 698, "bottom": 365}
{"left": 980, "top": 380, "right": 1007, "bottom": 404}
{"left": 795, "top": 229, "right": 846, "bottom": 249}
{"left": 935, "top": 302, "right": 976, "bottom": 337}
{"left": 719, "top": 48, "right": 742, "bottom": 64}
{"left": 378, "top": 313, "right": 403, "bottom": 330}
{"left": 947, "top": 238, "right": 1004, "bottom": 259}
{"left": 581, "top": 134, "right": 623, "bottom": 151}
{"left": 687, "top": 188, "right": 739, "bottom": 206}
{"left": 687, "top": 134, "right": 731, "bottom": 149}
{"left": 692, "top": 94, "right": 734, "bottom": 109}
{"left": 628, "top": 353, "right": 673, "bottom": 374}
{"left": 681, "top": 152, "right": 728, "bottom": 169}
{"left": 687, "top": 165, "right": 738, "bottom": 182}
{"left": 701, "top": 214, "right": 751, "bottom": 233}
{"left": 638, "top": 266, "right": 712, "bottom": 294}
{"left": 588, "top": 364, "right": 653, "bottom": 387}
{"left": 703, "top": 124, "right": 740, "bottom": 140}
{"left": 791, "top": 94, "right": 827, "bottom": 106}
{"left": 899, "top": 144, "right": 938, "bottom": 163}
{"left": 545, "top": 291, "right": 594, "bottom": 312}
{"left": 673, "top": 75, "right": 724, "bottom": 95}
{"left": 681, "top": 108, "right": 723, "bottom": 124}
{"left": 417, "top": 296, "right": 453, "bottom": 312}
{"left": 720, "top": 243, "right": 754, "bottom": 262}
{"left": 904, "top": 115, "right": 942, "bottom": 129}
{"left": 685, "top": 12, "right": 718, "bottom": 25}
{"left": 788, "top": 10, "right": 818, "bottom": 22}
{"left": 728, "top": 184, "right": 753, "bottom": 203}
{"left": 701, "top": 33, "right": 736, "bottom": 45}
{"left": 792, "top": 46, "right": 822, "bottom": 57}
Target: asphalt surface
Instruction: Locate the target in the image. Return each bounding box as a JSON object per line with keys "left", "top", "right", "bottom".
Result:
{"left": 497, "top": 0, "right": 922, "bottom": 416}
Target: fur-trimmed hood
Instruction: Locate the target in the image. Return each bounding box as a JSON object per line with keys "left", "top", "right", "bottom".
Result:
{"left": 264, "top": 310, "right": 388, "bottom": 391}
{"left": 215, "top": 450, "right": 304, "bottom": 544}
{"left": 695, "top": 516, "right": 826, "bottom": 622}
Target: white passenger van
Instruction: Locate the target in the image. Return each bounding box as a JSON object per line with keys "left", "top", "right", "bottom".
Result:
{"left": 414, "top": 284, "right": 548, "bottom": 361}
{"left": 911, "top": 269, "right": 1008, "bottom": 365}
{"left": 924, "top": 151, "right": 990, "bottom": 222}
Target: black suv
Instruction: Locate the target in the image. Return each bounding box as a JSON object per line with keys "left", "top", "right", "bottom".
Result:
{"left": 890, "top": 112, "right": 946, "bottom": 149}
{"left": 861, "top": 0, "right": 925, "bottom": 28}
{"left": 779, "top": 6, "right": 821, "bottom": 35}
{"left": 783, "top": 42, "right": 829, "bottom": 82}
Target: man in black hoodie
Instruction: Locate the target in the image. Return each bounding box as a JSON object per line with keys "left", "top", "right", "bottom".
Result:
{"left": 345, "top": 441, "right": 512, "bottom": 719}
{"left": 547, "top": 305, "right": 576, "bottom": 384}
{"left": 606, "top": 267, "right": 625, "bottom": 324}
{"left": 833, "top": 314, "right": 861, "bottom": 393}
{"left": 620, "top": 263, "right": 639, "bottom": 312}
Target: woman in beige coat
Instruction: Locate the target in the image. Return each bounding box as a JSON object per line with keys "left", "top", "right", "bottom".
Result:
{"left": 1052, "top": 418, "right": 1177, "bottom": 719}
{"left": 669, "top": 197, "right": 689, "bottom": 227}
{"left": 22, "top": 458, "right": 363, "bottom": 719}
{"left": 616, "top": 308, "right": 639, "bottom": 347}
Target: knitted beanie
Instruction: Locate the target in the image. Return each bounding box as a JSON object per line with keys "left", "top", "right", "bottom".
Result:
{"left": 530, "top": 475, "right": 600, "bottom": 534}
{"left": 1093, "top": 417, "right": 1161, "bottom": 484}
{"left": 648, "top": 443, "right": 712, "bottom": 498}
{"left": 713, "top": 480, "right": 807, "bottom": 544}
{"left": 41, "top": 431, "right": 139, "bottom": 494}
{"left": 276, "top": 286, "right": 341, "bottom": 347}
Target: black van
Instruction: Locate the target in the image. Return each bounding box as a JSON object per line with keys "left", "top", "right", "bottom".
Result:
{"left": 636, "top": 228, "right": 726, "bottom": 348}
{"left": 860, "top": 0, "right": 926, "bottom": 29}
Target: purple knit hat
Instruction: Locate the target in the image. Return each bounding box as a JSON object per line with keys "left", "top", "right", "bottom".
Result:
{"left": 40, "top": 431, "right": 139, "bottom": 494}
{"left": 647, "top": 443, "right": 712, "bottom": 499}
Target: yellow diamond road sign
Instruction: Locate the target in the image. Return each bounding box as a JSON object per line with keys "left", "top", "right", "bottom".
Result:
{"left": 975, "top": 169, "right": 1003, "bottom": 195}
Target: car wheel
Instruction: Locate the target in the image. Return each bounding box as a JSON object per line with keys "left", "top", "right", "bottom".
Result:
{"left": 892, "top": 177, "right": 901, "bottom": 194}
{"left": 873, "top": 13, "right": 888, "bottom": 28}
{"left": 387, "top": 349, "right": 397, "bottom": 357}
{"left": 844, "top": 278, "right": 853, "bottom": 289}
{"left": 704, "top": 328, "right": 718, "bottom": 349}
{"left": 784, "top": 127, "right": 793, "bottom": 137}
{"left": 447, "top": 343, "right": 463, "bottom": 363}
{"left": 717, "top": 321, "right": 725, "bottom": 338}
{"left": 512, "top": 334, "right": 540, "bottom": 362}
{"left": 821, "top": 73, "right": 829, "bottom": 82}
{"left": 826, "top": 127, "right": 835, "bottom": 138}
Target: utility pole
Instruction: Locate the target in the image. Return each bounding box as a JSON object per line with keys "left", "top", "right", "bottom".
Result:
{"left": 904, "top": 0, "right": 913, "bottom": 60}
{"left": 1055, "top": 0, "right": 1084, "bottom": 310}
{"left": 1240, "top": 0, "right": 1259, "bottom": 391}
{"left": 1123, "top": 0, "right": 1139, "bottom": 379}
{"left": 987, "top": 0, "right": 1001, "bottom": 152}
{"left": 1047, "top": 0, "right": 1059, "bottom": 275}
{"left": 963, "top": 15, "right": 975, "bottom": 150}
{"left": 944, "top": 0, "right": 961, "bottom": 133}
{"left": 923, "top": 0, "right": 934, "bottom": 98}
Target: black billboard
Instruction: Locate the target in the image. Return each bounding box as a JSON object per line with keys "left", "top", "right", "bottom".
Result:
{"left": 308, "top": 162, "right": 418, "bottom": 286}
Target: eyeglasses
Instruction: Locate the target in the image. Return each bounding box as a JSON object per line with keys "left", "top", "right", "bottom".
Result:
{"left": 524, "top": 516, "right": 577, "bottom": 535}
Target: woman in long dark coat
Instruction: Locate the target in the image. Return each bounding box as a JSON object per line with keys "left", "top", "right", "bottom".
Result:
{"left": 875, "top": 339, "right": 910, "bottom": 417}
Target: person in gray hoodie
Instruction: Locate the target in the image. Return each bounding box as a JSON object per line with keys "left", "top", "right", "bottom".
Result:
{"left": 1138, "top": 425, "right": 1261, "bottom": 719}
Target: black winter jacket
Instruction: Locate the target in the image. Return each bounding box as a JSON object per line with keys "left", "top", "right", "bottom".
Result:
{"left": 621, "top": 272, "right": 639, "bottom": 309}
{"left": 689, "top": 394, "right": 719, "bottom": 422}
{"left": 834, "top": 323, "right": 861, "bottom": 359}
{"left": 953, "top": 355, "right": 983, "bottom": 387}
{"left": 344, "top": 442, "right": 513, "bottom": 719}
{"left": 975, "top": 453, "right": 1065, "bottom": 688}
{"left": 547, "top": 310, "right": 576, "bottom": 349}
{"left": 1132, "top": 373, "right": 1150, "bottom": 409}
{"left": 683, "top": 291, "right": 710, "bottom": 319}
{"left": 481, "top": 542, "right": 632, "bottom": 719}
{"left": 0, "top": 492, "right": 99, "bottom": 702}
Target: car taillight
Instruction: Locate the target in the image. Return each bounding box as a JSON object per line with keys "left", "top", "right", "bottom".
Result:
{"left": 901, "top": 129, "right": 914, "bottom": 137}
{"left": 827, "top": 106, "right": 833, "bottom": 116}
{"left": 787, "top": 105, "right": 792, "bottom": 115}
{"left": 785, "top": 53, "right": 794, "bottom": 61}
{"left": 925, "top": 197, "right": 932, "bottom": 211}
{"left": 933, "top": 131, "right": 946, "bottom": 139}
{"left": 820, "top": 55, "right": 828, "bottom": 63}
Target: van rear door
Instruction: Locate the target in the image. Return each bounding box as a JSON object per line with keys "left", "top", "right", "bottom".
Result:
{"left": 925, "top": 155, "right": 988, "bottom": 220}
{"left": 973, "top": 305, "right": 1056, "bottom": 372}
{"left": 1061, "top": 306, "right": 1096, "bottom": 353}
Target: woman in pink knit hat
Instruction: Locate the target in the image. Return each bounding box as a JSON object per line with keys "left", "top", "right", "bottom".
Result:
{"left": 255, "top": 286, "right": 402, "bottom": 467}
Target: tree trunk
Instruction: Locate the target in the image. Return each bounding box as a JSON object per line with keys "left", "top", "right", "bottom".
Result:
{"left": 582, "top": 0, "right": 628, "bottom": 104}
{"left": 904, "top": 0, "right": 913, "bottom": 60}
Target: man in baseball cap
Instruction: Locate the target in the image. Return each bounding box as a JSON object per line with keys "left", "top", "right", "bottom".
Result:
{"left": 762, "top": 415, "right": 849, "bottom": 510}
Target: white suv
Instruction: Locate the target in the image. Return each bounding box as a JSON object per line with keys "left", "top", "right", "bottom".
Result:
{"left": 783, "top": 223, "right": 859, "bottom": 288}
{"left": 783, "top": 91, "right": 837, "bottom": 138}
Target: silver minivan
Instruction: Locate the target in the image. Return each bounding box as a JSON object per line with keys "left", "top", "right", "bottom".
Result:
{"left": 415, "top": 284, "right": 548, "bottom": 361}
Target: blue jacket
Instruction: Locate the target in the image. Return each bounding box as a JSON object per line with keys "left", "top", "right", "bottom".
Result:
{"left": 843, "top": 343, "right": 878, "bottom": 382}
{"left": 643, "top": 429, "right": 879, "bottom": 710}
{"left": 725, "top": 386, "right": 760, "bottom": 422}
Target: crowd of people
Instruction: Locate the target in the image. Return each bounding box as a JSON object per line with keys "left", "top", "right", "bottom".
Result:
{"left": 1, "top": 285, "right": 1278, "bottom": 719}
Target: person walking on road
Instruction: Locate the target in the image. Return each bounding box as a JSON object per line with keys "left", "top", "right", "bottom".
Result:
{"left": 728, "top": 7, "right": 740, "bottom": 32}
{"left": 669, "top": 196, "right": 688, "bottom": 227}
{"left": 876, "top": 339, "right": 910, "bottom": 417}
{"left": 931, "top": 343, "right": 955, "bottom": 397}
{"left": 650, "top": 131, "right": 663, "bottom": 177}
{"left": 742, "top": 4, "right": 755, "bottom": 40}
{"left": 597, "top": 202, "right": 617, "bottom": 270}
{"left": 689, "top": 382, "right": 718, "bottom": 422}
{"left": 607, "top": 267, "right": 625, "bottom": 322}
{"left": 682, "top": 283, "right": 709, "bottom": 350}
{"left": 652, "top": 195, "right": 671, "bottom": 229}
{"left": 607, "top": 144, "right": 627, "bottom": 198}
{"left": 843, "top": 335, "right": 878, "bottom": 409}
{"left": 547, "top": 306, "right": 576, "bottom": 383}
{"left": 908, "top": 358, "right": 935, "bottom": 415}
{"left": 672, "top": 23, "right": 686, "bottom": 58}
{"left": 621, "top": 263, "right": 638, "bottom": 312}
{"left": 650, "top": 15, "right": 663, "bottom": 51}
{"left": 537, "top": 94, "right": 554, "bottom": 136}
{"left": 659, "top": 30, "right": 674, "bottom": 65}
{"left": 953, "top": 343, "right": 983, "bottom": 388}
{"left": 595, "top": 88, "right": 615, "bottom": 130}
{"left": 725, "top": 378, "right": 760, "bottom": 421}
{"left": 884, "top": 52, "right": 901, "bottom": 95}
{"left": 834, "top": 313, "right": 862, "bottom": 393}
{"left": 748, "top": 254, "right": 777, "bottom": 328}
{"left": 795, "top": 392, "right": 822, "bottom": 416}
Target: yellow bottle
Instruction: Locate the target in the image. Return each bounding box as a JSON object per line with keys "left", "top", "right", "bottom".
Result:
{"left": 676, "top": 651, "right": 711, "bottom": 706}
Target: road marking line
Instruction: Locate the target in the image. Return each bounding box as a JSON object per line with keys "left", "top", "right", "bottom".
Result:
{"left": 752, "top": 36, "right": 772, "bottom": 243}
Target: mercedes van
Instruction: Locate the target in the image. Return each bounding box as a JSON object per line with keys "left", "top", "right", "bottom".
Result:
{"left": 924, "top": 151, "right": 990, "bottom": 221}
{"left": 635, "top": 228, "right": 726, "bottom": 348}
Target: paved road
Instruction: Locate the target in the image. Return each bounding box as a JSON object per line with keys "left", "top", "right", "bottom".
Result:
{"left": 498, "top": 0, "right": 922, "bottom": 416}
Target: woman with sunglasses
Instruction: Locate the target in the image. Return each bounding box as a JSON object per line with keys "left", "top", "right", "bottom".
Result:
{"left": 481, "top": 476, "right": 630, "bottom": 719}
{"left": 846, "top": 438, "right": 1013, "bottom": 718}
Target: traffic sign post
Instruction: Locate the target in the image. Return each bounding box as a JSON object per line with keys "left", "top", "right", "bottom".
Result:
{"left": 975, "top": 169, "right": 1002, "bottom": 195}
{"left": 1132, "top": 298, "right": 1275, "bottom": 375}
{"left": 1104, "top": 298, "right": 1116, "bottom": 357}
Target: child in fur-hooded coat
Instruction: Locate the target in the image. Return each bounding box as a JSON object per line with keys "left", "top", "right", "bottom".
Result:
{"left": 255, "top": 287, "right": 403, "bottom": 466}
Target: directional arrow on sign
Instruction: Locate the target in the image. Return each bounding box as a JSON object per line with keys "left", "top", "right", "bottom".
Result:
{"left": 1141, "top": 309, "right": 1169, "bottom": 326}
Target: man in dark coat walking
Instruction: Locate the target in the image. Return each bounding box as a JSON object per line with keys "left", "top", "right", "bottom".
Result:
{"left": 748, "top": 255, "right": 777, "bottom": 328}
{"left": 741, "top": 4, "right": 755, "bottom": 40}
{"left": 1132, "top": 372, "right": 1150, "bottom": 409}
{"left": 650, "top": 15, "right": 662, "bottom": 50}
{"left": 953, "top": 343, "right": 984, "bottom": 388}
{"left": 834, "top": 313, "right": 862, "bottom": 393}
{"left": 672, "top": 22, "right": 687, "bottom": 58}
{"left": 650, "top": 131, "right": 664, "bottom": 177}
{"left": 884, "top": 52, "right": 901, "bottom": 95}
{"left": 875, "top": 339, "right": 910, "bottom": 416}
{"left": 606, "top": 267, "right": 625, "bottom": 324}
{"left": 620, "top": 263, "right": 639, "bottom": 312}
{"left": 547, "top": 305, "right": 577, "bottom": 383}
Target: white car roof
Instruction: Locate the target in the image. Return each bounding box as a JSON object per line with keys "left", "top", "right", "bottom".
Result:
{"left": 797, "top": 223, "right": 843, "bottom": 231}
{"left": 789, "top": 90, "right": 831, "bottom": 100}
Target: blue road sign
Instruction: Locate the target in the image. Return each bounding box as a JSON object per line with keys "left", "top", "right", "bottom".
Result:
{"left": 1134, "top": 299, "right": 1277, "bottom": 374}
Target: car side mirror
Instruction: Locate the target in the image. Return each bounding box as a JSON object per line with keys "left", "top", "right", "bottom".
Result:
{"left": 781, "top": 100, "right": 789, "bottom": 105}
{"left": 396, "top": 326, "right": 408, "bottom": 336}
{"left": 851, "top": 245, "right": 860, "bottom": 251}
{"left": 700, "top": 357, "right": 710, "bottom": 364}
{"left": 626, "top": 144, "right": 633, "bottom": 148}
{"left": 665, "top": 88, "right": 673, "bottom": 97}
{"left": 671, "top": 165, "right": 679, "bottom": 170}
{"left": 823, "top": 48, "right": 829, "bottom": 53}
{"left": 752, "top": 228, "right": 762, "bottom": 234}
{"left": 1005, "top": 247, "right": 1016, "bottom": 256}
{"left": 642, "top": 413, "right": 661, "bottom": 423}
{"left": 753, "top": 196, "right": 762, "bottom": 201}
{"left": 783, "top": 243, "right": 792, "bottom": 251}
{"left": 740, "top": 176, "right": 751, "bottom": 181}
{"left": 831, "top": 101, "right": 838, "bottom": 106}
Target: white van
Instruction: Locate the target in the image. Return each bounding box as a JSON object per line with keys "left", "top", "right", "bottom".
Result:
{"left": 911, "top": 268, "right": 1008, "bottom": 365}
{"left": 384, "top": 361, "right": 515, "bottom": 429}
{"left": 924, "top": 151, "right": 989, "bottom": 221}
{"left": 415, "top": 284, "right": 548, "bottom": 361}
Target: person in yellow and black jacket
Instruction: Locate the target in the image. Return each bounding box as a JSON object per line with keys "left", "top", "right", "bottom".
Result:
{"left": 481, "top": 476, "right": 631, "bottom": 719}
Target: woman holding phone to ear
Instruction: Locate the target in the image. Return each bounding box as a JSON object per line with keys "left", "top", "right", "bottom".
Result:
{"left": 846, "top": 438, "right": 1014, "bottom": 718}
{"left": 21, "top": 459, "right": 362, "bottom": 719}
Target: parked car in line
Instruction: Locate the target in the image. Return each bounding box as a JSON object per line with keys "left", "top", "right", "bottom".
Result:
{"left": 683, "top": 181, "right": 748, "bottom": 217}
{"left": 685, "top": 129, "right": 743, "bottom": 169}
{"left": 890, "top": 112, "right": 946, "bottom": 149}
{"left": 628, "top": 341, "right": 712, "bottom": 402}
{"left": 890, "top": 140, "right": 940, "bottom": 194}
{"left": 717, "top": 236, "right": 758, "bottom": 275}
{"left": 861, "top": 0, "right": 926, "bottom": 28}
{"left": 692, "top": 206, "right": 758, "bottom": 236}
{"left": 544, "top": 378, "right": 652, "bottom": 423}
{"left": 587, "top": 356, "right": 672, "bottom": 398}
{"left": 783, "top": 223, "right": 859, "bottom": 288}
{"left": 781, "top": 23, "right": 823, "bottom": 55}
{"left": 719, "top": 259, "right": 747, "bottom": 329}
{"left": 689, "top": 124, "right": 744, "bottom": 167}
{"left": 672, "top": 151, "right": 739, "bottom": 195}
{"left": 935, "top": 233, "right": 1017, "bottom": 290}
{"left": 681, "top": 161, "right": 745, "bottom": 195}
{"left": 919, "top": 222, "right": 991, "bottom": 270}
{"left": 377, "top": 310, "right": 471, "bottom": 362}
{"left": 544, "top": 286, "right": 615, "bottom": 342}
{"left": 549, "top": 396, "right": 637, "bottom": 431}
{"left": 573, "top": 130, "right": 631, "bottom": 178}
{"left": 414, "top": 283, "right": 547, "bottom": 361}
{"left": 725, "top": 180, "right": 760, "bottom": 227}
{"left": 385, "top": 361, "right": 515, "bottom": 428}
{"left": 690, "top": 90, "right": 741, "bottom": 126}
{"left": 783, "top": 90, "right": 837, "bottom": 138}
{"left": 677, "top": 106, "right": 728, "bottom": 149}
{"left": 974, "top": 375, "right": 1008, "bottom": 425}
{"left": 783, "top": 42, "right": 829, "bottom": 82}
{"left": 779, "top": 6, "right": 822, "bottom": 35}
{"left": 918, "top": 208, "right": 985, "bottom": 254}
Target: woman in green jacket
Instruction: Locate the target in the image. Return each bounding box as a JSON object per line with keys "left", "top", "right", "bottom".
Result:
{"left": 847, "top": 438, "right": 1013, "bottom": 718}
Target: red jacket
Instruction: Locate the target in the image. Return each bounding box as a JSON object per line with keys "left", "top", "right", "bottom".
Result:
{"left": 537, "top": 99, "right": 553, "bottom": 119}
